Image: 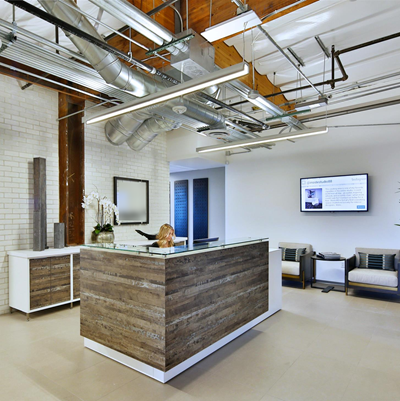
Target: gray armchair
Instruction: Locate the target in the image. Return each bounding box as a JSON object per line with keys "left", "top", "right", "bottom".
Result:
{"left": 346, "top": 247, "right": 400, "bottom": 296}
{"left": 279, "top": 242, "right": 313, "bottom": 289}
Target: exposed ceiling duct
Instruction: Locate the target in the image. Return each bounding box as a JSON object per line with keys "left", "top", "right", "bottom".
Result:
{"left": 3, "top": 0, "right": 350, "bottom": 154}
{"left": 38, "top": 0, "right": 161, "bottom": 97}
{"left": 105, "top": 97, "right": 226, "bottom": 150}
{"left": 1, "top": 0, "right": 399, "bottom": 158}
{"left": 36, "top": 0, "right": 255, "bottom": 151}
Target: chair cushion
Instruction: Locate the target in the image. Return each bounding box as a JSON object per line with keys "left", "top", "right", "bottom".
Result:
{"left": 282, "top": 261, "right": 300, "bottom": 276}
{"left": 348, "top": 268, "right": 398, "bottom": 288}
{"left": 355, "top": 248, "right": 400, "bottom": 269}
{"left": 280, "top": 247, "right": 306, "bottom": 262}
{"left": 359, "top": 252, "right": 395, "bottom": 271}
{"left": 279, "top": 242, "right": 312, "bottom": 254}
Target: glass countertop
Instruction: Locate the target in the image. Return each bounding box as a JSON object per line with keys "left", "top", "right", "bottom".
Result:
{"left": 82, "top": 237, "right": 269, "bottom": 257}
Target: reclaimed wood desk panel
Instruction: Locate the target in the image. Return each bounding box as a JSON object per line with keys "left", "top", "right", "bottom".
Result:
{"left": 80, "top": 241, "right": 269, "bottom": 373}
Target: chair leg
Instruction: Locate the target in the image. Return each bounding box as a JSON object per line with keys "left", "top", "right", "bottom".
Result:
{"left": 302, "top": 271, "right": 305, "bottom": 289}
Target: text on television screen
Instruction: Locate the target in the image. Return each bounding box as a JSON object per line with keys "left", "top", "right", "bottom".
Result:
{"left": 300, "top": 174, "right": 368, "bottom": 212}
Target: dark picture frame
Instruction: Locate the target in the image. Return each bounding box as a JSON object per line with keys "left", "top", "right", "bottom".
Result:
{"left": 114, "top": 177, "right": 149, "bottom": 225}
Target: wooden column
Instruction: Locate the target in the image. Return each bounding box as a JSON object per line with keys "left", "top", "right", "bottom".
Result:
{"left": 59, "top": 93, "right": 85, "bottom": 246}
{"left": 33, "top": 157, "right": 47, "bottom": 251}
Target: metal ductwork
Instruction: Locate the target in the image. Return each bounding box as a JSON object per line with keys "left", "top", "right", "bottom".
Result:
{"left": 38, "top": 0, "right": 235, "bottom": 151}
{"left": 104, "top": 97, "right": 227, "bottom": 149}
{"left": 38, "top": 0, "right": 162, "bottom": 97}
{"left": 126, "top": 117, "right": 182, "bottom": 151}
{"left": 39, "top": 0, "right": 268, "bottom": 150}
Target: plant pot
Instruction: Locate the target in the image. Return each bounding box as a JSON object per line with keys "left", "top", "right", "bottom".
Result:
{"left": 91, "top": 231, "right": 115, "bottom": 244}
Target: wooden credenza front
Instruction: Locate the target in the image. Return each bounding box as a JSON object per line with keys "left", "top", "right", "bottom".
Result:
{"left": 8, "top": 247, "right": 80, "bottom": 319}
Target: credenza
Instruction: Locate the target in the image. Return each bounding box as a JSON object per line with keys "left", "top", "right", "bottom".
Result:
{"left": 8, "top": 247, "right": 81, "bottom": 320}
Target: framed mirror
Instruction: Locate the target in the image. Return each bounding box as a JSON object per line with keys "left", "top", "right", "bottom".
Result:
{"left": 114, "top": 177, "right": 149, "bottom": 224}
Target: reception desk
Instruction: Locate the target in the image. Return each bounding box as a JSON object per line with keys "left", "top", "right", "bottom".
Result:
{"left": 80, "top": 238, "right": 281, "bottom": 382}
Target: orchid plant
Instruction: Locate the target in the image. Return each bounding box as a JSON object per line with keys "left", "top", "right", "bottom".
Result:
{"left": 82, "top": 191, "right": 120, "bottom": 234}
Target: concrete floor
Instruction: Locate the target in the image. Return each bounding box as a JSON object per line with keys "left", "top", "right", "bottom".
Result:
{"left": 1, "top": 285, "right": 399, "bottom": 401}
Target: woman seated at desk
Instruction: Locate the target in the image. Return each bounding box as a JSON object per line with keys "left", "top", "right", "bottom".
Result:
{"left": 152, "top": 223, "right": 175, "bottom": 248}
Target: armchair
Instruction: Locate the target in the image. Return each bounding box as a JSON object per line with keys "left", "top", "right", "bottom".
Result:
{"left": 346, "top": 247, "right": 400, "bottom": 296}
{"left": 279, "top": 242, "right": 313, "bottom": 289}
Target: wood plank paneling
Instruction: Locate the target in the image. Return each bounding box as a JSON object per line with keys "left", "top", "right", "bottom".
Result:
{"left": 80, "top": 248, "right": 167, "bottom": 371}
{"left": 80, "top": 242, "right": 269, "bottom": 372}
{"left": 73, "top": 254, "right": 80, "bottom": 299}
{"left": 30, "top": 258, "right": 51, "bottom": 309}
{"left": 164, "top": 242, "right": 269, "bottom": 370}
{"left": 51, "top": 255, "right": 71, "bottom": 304}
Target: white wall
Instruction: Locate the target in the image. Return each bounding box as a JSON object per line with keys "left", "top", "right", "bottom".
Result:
{"left": 84, "top": 104, "right": 169, "bottom": 244}
{"left": 0, "top": 75, "right": 170, "bottom": 315}
{"left": 170, "top": 167, "right": 225, "bottom": 243}
{"left": 226, "top": 109, "right": 400, "bottom": 257}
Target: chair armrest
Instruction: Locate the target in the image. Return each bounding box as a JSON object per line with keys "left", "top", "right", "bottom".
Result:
{"left": 299, "top": 250, "right": 313, "bottom": 263}
{"left": 299, "top": 250, "right": 313, "bottom": 278}
{"left": 346, "top": 255, "right": 356, "bottom": 273}
{"left": 397, "top": 263, "right": 400, "bottom": 287}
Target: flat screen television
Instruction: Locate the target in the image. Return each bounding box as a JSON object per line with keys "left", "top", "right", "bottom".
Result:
{"left": 300, "top": 173, "right": 368, "bottom": 212}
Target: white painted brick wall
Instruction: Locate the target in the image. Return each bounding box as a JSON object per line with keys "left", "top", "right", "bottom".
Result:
{"left": 0, "top": 75, "right": 59, "bottom": 315}
{"left": 84, "top": 103, "right": 170, "bottom": 243}
{"left": 0, "top": 75, "right": 169, "bottom": 315}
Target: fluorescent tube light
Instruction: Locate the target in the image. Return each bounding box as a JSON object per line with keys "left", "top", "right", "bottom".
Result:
{"left": 247, "top": 90, "right": 278, "bottom": 114}
{"left": 196, "top": 127, "right": 328, "bottom": 153}
{"left": 201, "top": 10, "right": 262, "bottom": 42}
{"left": 86, "top": 62, "right": 250, "bottom": 125}
{"left": 295, "top": 96, "right": 328, "bottom": 111}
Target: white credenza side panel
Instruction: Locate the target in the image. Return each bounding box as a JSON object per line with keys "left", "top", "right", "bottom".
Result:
{"left": 9, "top": 256, "right": 30, "bottom": 313}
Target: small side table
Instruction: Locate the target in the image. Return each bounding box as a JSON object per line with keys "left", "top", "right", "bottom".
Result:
{"left": 311, "top": 256, "right": 346, "bottom": 293}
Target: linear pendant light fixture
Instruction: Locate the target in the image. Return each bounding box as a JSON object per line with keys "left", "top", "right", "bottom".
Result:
{"left": 295, "top": 96, "right": 328, "bottom": 111}
{"left": 248, "top": 89, "right": 280, "bottom": 114}
{"left": 201, "top": 10, "right": 262, "bottom": 42}
{"left": 196, "top": 127, "right": 329, "bottom": 153}
{"left": 86, "top": 62, "right": 250, "bottom": 125}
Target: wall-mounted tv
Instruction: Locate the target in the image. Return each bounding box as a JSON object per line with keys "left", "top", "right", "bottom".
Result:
{"left": 300, "top": 173, "right": 368, "bottom": 212}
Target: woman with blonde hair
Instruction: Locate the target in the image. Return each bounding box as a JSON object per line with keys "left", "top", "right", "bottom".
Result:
{"left": 152, "top": 223, "right": 175, "bottom": 248}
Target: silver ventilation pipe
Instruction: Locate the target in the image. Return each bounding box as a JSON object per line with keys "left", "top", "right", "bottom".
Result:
{"left": 38, "top": 0, "right": 162, "bottom": 97}
{"left": 88, "top": 0, "right": 188, "bottom": 55}
{"left": 105, "top": 97, "right": 226, "bottom": 150}
{"left": 126, "top": 117, "right": 181, "bottom": 151}
{"left": 38, "top": 0, "right": 228, "bottom": 150}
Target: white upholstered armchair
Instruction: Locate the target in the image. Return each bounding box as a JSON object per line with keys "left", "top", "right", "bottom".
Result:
{"left": 279, "top": 242, "right": 313, "bottom": 289}
{"left": 346, "top": 247, "right": 400, "bottom": 296}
